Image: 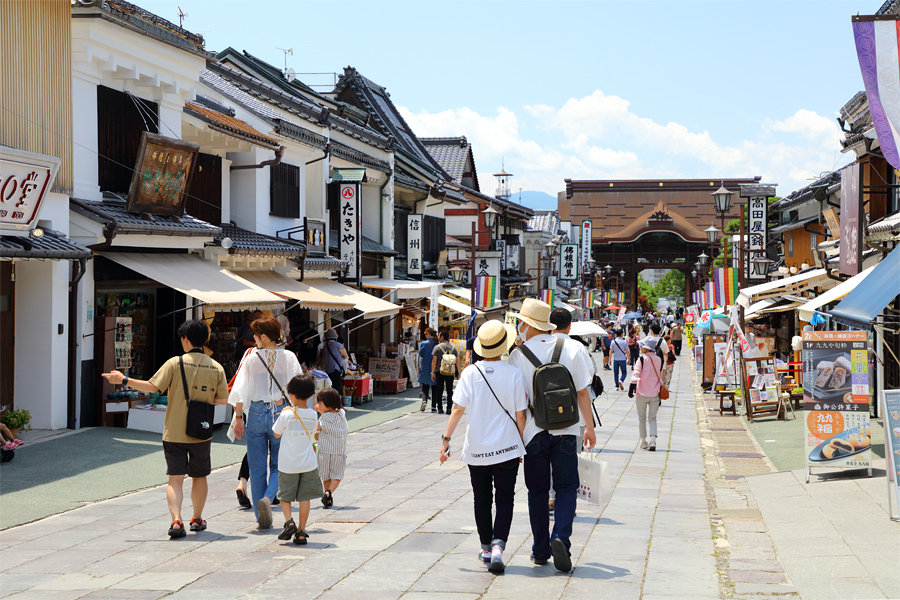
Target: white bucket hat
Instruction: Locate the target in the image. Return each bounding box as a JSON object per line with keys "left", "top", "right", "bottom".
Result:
{"left": 474, "top": 321, "right": 517, "bottom": 359}
{"left": 512, "top": 298, "right": 557, "bottom": 332}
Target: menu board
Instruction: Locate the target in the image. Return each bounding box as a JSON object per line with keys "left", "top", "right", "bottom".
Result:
{"left": 803, "top": 331, "right": 871, "bottom": 469}
{"left": 882, "top": 390, "right": 900, "bottom": 514}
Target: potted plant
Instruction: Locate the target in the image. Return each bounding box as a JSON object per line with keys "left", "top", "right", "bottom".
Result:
{"left": 1, "top": 407, "right": 32, "bottom": 438}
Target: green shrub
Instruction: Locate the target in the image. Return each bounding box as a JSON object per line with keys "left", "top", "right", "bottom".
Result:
{"left": 1, "top": 407, "right": 32, "bottom": 431}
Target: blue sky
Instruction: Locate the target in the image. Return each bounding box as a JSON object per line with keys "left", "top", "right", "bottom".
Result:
{"left": 141, "top": 0, "right": 873, "bottom": 197}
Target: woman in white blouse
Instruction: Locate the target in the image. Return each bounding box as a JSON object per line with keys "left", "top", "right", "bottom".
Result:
{"left": 229, "top": 316, "right": 302, "bottom": 529}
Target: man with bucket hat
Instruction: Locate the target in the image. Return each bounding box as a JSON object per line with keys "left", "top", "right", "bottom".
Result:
{"left": 508, "top": 298, "right": 596, "bottom": 572}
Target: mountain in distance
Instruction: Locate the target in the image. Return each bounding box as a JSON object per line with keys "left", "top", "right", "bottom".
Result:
{"left": 509, "top": 190, "right": 558, "bottom": 211}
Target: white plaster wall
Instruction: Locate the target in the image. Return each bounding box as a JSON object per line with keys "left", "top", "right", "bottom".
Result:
{"left": 36, "top": 192, "right": 70, "bottom": 236}
{"left": 360, "top": 184, "right": 380, "bottom": 243}
{"left": 14, "top": 260, "right": 70, "bottom": 429}
{"left": 446, "top": 214, "right": 476, "bottom": 237}
{"left": 72, "top": 72, "right": 102, "bottom": 201}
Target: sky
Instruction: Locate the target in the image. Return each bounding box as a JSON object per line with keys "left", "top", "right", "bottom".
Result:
{"left": 139, "top": 0, "right": 876, "bottom": 198}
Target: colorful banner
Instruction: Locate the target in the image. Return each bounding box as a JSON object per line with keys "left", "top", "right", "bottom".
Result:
{"left": 539, "top": 289, "right": 555, "bottom": 307}
{"left": 803, "top": 331, "right": 871, "bottom": 469}
{"left": 705, "top": 281, "right": 716, "bottom": 308}
{"left": 475, "top": 276, "right": 499, "bottom": 310}
{"left": 852, "top": 19, "right": 900, "bottom": 170}
{"left": 713, "top": 268, "right": 739, "bottom": 307}
{"left": 583, "top": 290, "right": 595, "bottom": 309}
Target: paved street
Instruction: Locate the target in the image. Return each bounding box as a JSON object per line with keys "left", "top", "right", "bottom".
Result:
{"left": 1, "top": 353, "right": 897, "bottom": 599}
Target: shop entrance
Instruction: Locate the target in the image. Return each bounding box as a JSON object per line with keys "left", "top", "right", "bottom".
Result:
{"left": 0, "top": 262, "right": 13, "bottom": 407}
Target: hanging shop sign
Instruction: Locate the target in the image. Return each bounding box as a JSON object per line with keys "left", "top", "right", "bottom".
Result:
{"left": 558, "top": 243, "right": 578, "bottom": 282}
{"left": 803, "top": 330, "right": 871, "bottom": 472}
{"left": 304, "top": 218, "right": 326, "bottom": 254}
{"left": 747, "top": 196, "right": 768, "bottom": 281}
{"left": 429, "top": 283, "right": 440, "bottom": 329}
{"left": 685, "top": 312, "right": 695, "bottom": 347}
{"left": 839, "top": 163, "right": 863, "bottom": 277}
{"left": 506, "top": 243, "right": 520, "bottom": 272}
{"left": 0, "top": 146, "right": 61, "bottom": 234}
{"left": 474, "top": 253, "right": 501, "bottom": 278}
{"left": 339, "top": 183, "right": 361, "bottom": 282}
{"left": 581, "top": 220, "right": 592, "bottom": 264}
{"left": 407, "top": 214, "right": 423, "bottom": 278}
{"left": 125, "top": 132, "right": 199, "bottom": 217}
{"left": 495, "top": 239, "right": 507, "bottom": 270}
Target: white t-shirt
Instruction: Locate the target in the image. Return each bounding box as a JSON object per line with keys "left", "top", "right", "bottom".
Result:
{"left": 272, "top": 406, "right": 318, "bottom": 474}
{"left": 508, "top": 333, "right": 594, "bottom": 445}
{"left": 643, "top": 335, "right": 669, "bottom": 355}
{"left": 453, "top": 361, "right": 527, "bottom": 466}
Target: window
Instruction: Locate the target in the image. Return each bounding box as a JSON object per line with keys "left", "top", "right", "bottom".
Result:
{"left": 890, "top": 168, "right": 900, "bottom": 216}
{"left": 97, "top": 85, "right": 158, "bottom": 193}
{"left": 787, "top": 233, "right": 793, "bottom": 258}
{"left": 270, "top": 162, "right": 300, "bottom": 218}
{"left": 185, "top": 153, "right": 222, "bottom": 224}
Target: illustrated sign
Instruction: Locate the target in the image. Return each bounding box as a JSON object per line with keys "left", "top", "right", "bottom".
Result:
{"left": 747, "top": 196, "right": 768, "bottom": 281}
{"left": 407, "top": 214, "right": 423, "bottom": 277}
{"left": 582, "top": 220, "right": 592, "bottom": 265}
{"left": 126, "top": 132, "right": 198, "bottom": 216}
{"left": 685, "top": 314, "right": 695, "bottom": 347}
{"left": 506, "top": 244, "right": 520, "bottom": 272}
{"left": 0, "top": 150, "right": 58, "bottom": 233}
{"left": 882, "top": 390, "right": 900, "bottom": 513}
{"left": 304, "top": 218, "right": 326, "bottom": 254}
{"left": 839, "top": 163, "right": 863, "bottom": 276}
{"left": 803, "top": 330, "right": 870, "bottom": 469}
{"left": 368, "top": 357, "right": 401, "bottom": 378}
{"left": 475, "top": 255, "right": 500, "bottom": 278}
{"left": 339, "top": 183, "right": 360, "bottom": 282}
{"left": 558, "top": 243, "right": 578, "bottom": 282}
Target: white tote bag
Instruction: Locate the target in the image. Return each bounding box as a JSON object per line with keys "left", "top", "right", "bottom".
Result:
{"left": 576, "top": 451, "right": 611, "bottom": 505}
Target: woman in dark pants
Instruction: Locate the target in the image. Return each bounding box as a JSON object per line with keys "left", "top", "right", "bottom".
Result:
{"left": 320, "top": 328, "right": 349, "bottom": 391}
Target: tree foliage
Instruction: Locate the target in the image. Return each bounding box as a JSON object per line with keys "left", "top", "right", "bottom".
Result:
{"left": 638, "top": 270, "right": 685, "bottom": 309}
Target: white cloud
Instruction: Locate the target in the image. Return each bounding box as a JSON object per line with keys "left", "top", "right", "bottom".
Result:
{"left": 400, "top": 91, "right": 850, "bottom": 198}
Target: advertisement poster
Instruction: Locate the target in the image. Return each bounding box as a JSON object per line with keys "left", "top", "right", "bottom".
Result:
{"left": 685, "top": 313, "right": 695, "bottom": 348}
{"left": 882, "top": 390, "right": 900, "bottom": 510}
{"left": 803, "top": 331, "right": 871, "bottom": 469}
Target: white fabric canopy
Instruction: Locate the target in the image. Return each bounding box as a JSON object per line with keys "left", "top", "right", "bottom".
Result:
{"left": 361, "top": 278, "right": 440, "bottom": 300}
{"left": 737, "top": 269, "right": 830, "bottom": 308}
{"left": 797, "top": 265, "right": 876, "bottom": 322}
{"left": 569, "top": 321, "right": 608, "bottom": 337}
{"left": 238, "top": 271, "right": 356, "bottom": 311}
{"left": 308, "top": 279, "right": 400, "bottom": 320}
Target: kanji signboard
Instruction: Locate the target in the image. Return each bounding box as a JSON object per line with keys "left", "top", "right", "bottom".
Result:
{"left": 407, "top": 214, "right": 423, "bottom": 278}
{"left": 0, "top": 154, "right": 57, "bottom": 233}
{"left": 495, "top": 239, "right": 507, "bottom": 270}
{"left": 839, "top": 163, "right": 863, "bottom": 276}
{"left": 747, "top": 196, "right": 768, "bottom": 281}
{"left": 339, "top": 183, "right": 360, "bottom": 282}
{"left": 559, "top": 243, "right": 578, "bottom": 282}
{"left": 581, "top": 220, "right": 592, "bottom": 265}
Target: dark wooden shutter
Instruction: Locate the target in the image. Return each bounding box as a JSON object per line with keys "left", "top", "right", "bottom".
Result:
{"left": 270, "top": 162, "right": 300, "bottom": 218}
{"left": 97, "top": 85, "right": 158, "bottom": 194}
{"left": 422, "top": 214, "right": 445, "bottom": 265}
{"left": 184, "top": 153, "right": 222, "bottom": 224}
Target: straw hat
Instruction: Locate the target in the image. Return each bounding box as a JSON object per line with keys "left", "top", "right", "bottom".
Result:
{"left": 512, "top": 298, "right": 557, "bottom": 332}
{"left": 474, "top": 321, "right": 517, "bottom": 359}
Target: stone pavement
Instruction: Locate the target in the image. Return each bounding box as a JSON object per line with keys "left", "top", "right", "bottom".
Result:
{"left": 0, "top": 353, "right": 725, "bottom": 599}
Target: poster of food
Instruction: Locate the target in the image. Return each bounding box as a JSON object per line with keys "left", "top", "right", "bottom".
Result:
{"left": 882, "top": 390, "right": 900, "bottom": 511}
{"left": 803, "top": 331, "right": 871, "bottom": 468}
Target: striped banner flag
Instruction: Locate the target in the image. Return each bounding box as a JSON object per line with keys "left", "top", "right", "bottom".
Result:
{"left": 713, "top": 268, "right": 740, "bottom": 306}
{"left": 705, "top": 281, "right": 716, "bottom": 308}
{"left": 583, "top": 290, "right": 595, "bottom": 309}
{"left": 853, "top": 17, "right": 900, "bottom": 170}
{"left": 539, "top": 289, "right": 555, "bottom": 307}
{"left": 475, "top": 276, "right": 499, "bottom": 310}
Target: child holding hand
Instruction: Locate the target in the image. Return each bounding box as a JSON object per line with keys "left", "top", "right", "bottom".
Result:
{"left": 314, "top": 388, "right": 348, "bottom": 508}
{"left": 272, "top": 373, "right": 324, "bottom": 544}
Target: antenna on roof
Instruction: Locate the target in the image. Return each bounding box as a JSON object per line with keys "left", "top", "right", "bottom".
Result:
{"left": 177, "top": 6, "right": 187, "bottom": 28}
{"left": 276, "top": 47, "right": 293, "bottom": 75}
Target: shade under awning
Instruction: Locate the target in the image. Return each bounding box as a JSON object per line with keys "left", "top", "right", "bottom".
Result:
{"left": 310, "top": 279, "right": 400, "bottom": 320}
{"left": 797, "top": 265, "right": 876, "bottom": 323}
{"left": 830, "top": 245, "right": 900, "bottom": 329}
{"left": 102, "top": 253, "right": 284, "bottom": 312}
{"left": 361, "top": 278, "right": 440, "bottom": 300}
{"left": 438, "top": 294, "right": 483, "bottom": 316}
{"left": 239, "top": 271, "right": 356, "bottom": 311}
{"left": 737, "top": 269, "right": 830, "bottom": 308}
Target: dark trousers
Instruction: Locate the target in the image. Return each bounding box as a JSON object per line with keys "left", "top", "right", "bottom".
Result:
{"left": 468, "top": 457, "right": 519, "bottom": 546}
{"left": 237, "top": 453, "right": 250, "bottom": 481}
{"left": 328, "top": 370, "right": 343, "bottom": 392}
{"left": 524, "top": 431, "right": 579, "bottom": 560}
{"left": 629, "top": 346, "right": 639, "bottom": 365}
{"left": 433, "top": 374, "right": 455, "bottom": 411}
{"left": 420, "top": 384, "right": 433, "bottom": 402}
{"left": 673, "top": 340, "right": 682, "bottom": 355}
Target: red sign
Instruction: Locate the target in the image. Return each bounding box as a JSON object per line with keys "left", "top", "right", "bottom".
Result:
{"left": 685, "top": 313, "right": 695, "bottom": 324}
{"left": 341, "top": 186, "right": 356, "bottom": 200}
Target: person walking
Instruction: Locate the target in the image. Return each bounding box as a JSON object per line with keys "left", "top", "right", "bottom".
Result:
{"left": 662, "top": 335, "right": 675, "bottom": 389}
{"left": 601, "top": 331, "right": 613, "bottom": 370}
{"left": 229, "top": 316, "right": 302, "bottom": 529}
{"left": 439, "top": 321, "right": 527, "bottom": 574}
{"left": 610, "top": 329, "right": 629, "bottom": 391}
{"left": 508, "top": 299, "right": 596, "bottom": 573}
{"left": 627, "top": 328, "right": 640, "bottom": 366}
{"left": 431, "top": 330, "right": 460, "bottom": 414}
{"left": 102, "top": 319, "right": 228, "bottom": 538}
{"left": 628, "top": 338, "right": 664, "bottom": 451}
{"left": 670, "top": 322, "right": 683, "bottom": 356}
{"left": 417, "top": 327, "right": 437, "bottom": 412}
{"left": 319, "top": 328, "right": 348, "bottom": 392}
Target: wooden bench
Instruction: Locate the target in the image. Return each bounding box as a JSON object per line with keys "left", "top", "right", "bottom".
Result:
{"left": 717, "top": 390, "right": 737, "bottom": 416}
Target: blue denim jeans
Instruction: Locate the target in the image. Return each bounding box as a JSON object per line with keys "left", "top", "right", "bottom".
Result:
{"left": 246, "top": 401, "right": 283, "bottom": 518}
{"left": 524, "top": 431, "right": 579, "bottom": 561}
{"left": 613, "top": 360, "right": 628, "bottom": 387}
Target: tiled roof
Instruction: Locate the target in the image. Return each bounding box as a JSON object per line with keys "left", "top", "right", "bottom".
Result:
{"left": 71, "top": 198, "right": 221, "bottom": 237}
{"left": 867, "top": 211, "right": 900, "bottom": 241}
{"left": 329, "top": 230, "right": 398, "bottom": 256}
{"left": 0, "top": 232, "right": 92, "bottom": 260}
{"left": 771, "top": 172, "right": 840, "bottom": 212}
{"left": 769, "top": 215, "right": 820, "bottom": 235}
{"left": 218, "top": 48, "right": 329, "bottom": 104}
{"left": 184, "top": 101, "right": 279, "bottom": 149}
{"left": 528, "top": 210, "right": 560, "bottom": 234}
{"left": 302, "top": 256, "right": 345, "bottom": 272}
{"left": 421, "top": 137, "right": 471, "bottom": 185}
{"left": 394, "top": 172, "right": 431, "bottom": 194}
{"left": 216, "top": 224, "right": 305, "bottom": 256}
{"left": 445, "top": 235, "right": 466, "bottom": 247}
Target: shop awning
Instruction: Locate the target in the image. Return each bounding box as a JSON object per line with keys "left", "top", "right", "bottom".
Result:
{"left": 309, "top": 279, "right": 400, "bottom": 320}
{"left": 102, "top": 253, "right": 284, "bottom": 312}
{"left": 797, "top": 265, "right": 876, "bottom": 323}
{"left": 737, "top": 269, "right": 830, "bottom": 308}
{"left": 331, "top": 168, "right": 367, "bottom": 183}
{"left": 361, "top": 278, "right": 441, "bottom": 300}
{"left": 437, "top": 294, "right": 483, "bottom": 316}
{"left": 744, "top": 298, "right": 778, "bottom": 321}
{"left": 830, "top": 245, "right": 900, "bottom": 329}
{"left": 443, "top": 286, "right": 472, "bottom": 301}
{"left": 555, "top": 299, "right": 579, "bottom": 313}
{"left": 238, "top": 271, "right": 356, "bottom": 311}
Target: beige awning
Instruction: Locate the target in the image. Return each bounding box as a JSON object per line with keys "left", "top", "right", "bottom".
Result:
{"left": 361, "top": 278, "right": 441, "bottom": 300}
{"left": 310, "top": 279, "right": 400, "bottom": 320}
{"left": 438, "top": 294, "right": 483, "bottom": 316}
{"left": 102, "top": 253, "right": 284, "bottom": 312}
{"left": 797, "top": 265, "right": 876, "bottom": 322}
{"left": 239, "top": 271, "right": 356, "bottom": 311}
{"left": 737, "top": 269, "right": 831, "bottom": 308}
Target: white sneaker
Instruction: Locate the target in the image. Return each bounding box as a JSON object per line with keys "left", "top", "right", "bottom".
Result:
{"left": 649, "top": 437, "right": 657, "bottom": 451}
{"left": 489, "top": 544, "right": 505, "bottom": 573}
{"left": 420, "top": 400, "right": 427, "bottom": 412}
{"left": 639, "top": 439, "right": 649, "bottom": 449}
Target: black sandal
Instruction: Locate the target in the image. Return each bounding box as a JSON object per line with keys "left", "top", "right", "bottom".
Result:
{"left": 293, "top": 530, "right": 309, "bottom": 545}
{"left": 236, "top": 489, "right": 251, "bottom": 509}
{"left": 322, "top": 490, "right": 333, "bottom": 508}
{"left": 168, "top": 520, "right": 186, "bottom": 538}
{"left": 189, "top": 518, "right": 207, "bottom": 532}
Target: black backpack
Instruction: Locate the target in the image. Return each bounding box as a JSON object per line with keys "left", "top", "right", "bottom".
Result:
{"left": 653, "top": 338, "right": 665, "bottom": 364}
{"left": 515, "top": 338, "right": 580, "bottom": 430}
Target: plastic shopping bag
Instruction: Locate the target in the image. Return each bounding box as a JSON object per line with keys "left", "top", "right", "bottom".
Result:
{"left": 576, "top": 451, "right": 611, "bottom": 505}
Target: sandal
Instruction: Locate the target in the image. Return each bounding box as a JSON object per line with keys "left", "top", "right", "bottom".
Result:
{"left": 168, "top": 520, "right": 186, "bottom": 539}
{"left": 189, "top": 518, "right": 207, "bottom": 532}
{"left": 321, "top": 491, "right": 331, "bottom": 508}
{"left": 236, "top": 488, "right": 251, "bottom": 509}
{"left": 326, "top": 491, "right": 334, "bottom": 508}
{"left": 293, "top": 530, "right": 309, "bottom": 545}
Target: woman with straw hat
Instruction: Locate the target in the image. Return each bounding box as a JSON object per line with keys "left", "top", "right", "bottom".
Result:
{"left": 439, "top": 320, "right": 527, "bottom": 574}
{"left": 628, "top": 338, "right": 664, "bottom": 451}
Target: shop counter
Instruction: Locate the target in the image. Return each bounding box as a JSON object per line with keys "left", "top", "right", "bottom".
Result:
{"left": 343, "top": 374, "right": 372, "bottom": 397}
{"left": 127, "top": 403, "right": 230, "bottom": 434}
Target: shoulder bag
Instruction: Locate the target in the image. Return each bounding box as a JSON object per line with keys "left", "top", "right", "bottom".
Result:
{"left": 256, "top": 350, "right": 290, "bottom": 405}
{"left": 180, "top": 353, "right": 216, "bottom": 441}
{"left": 640, "top": 354, "right": 669, "bottom": 401}
{"left": 326, "top": 341, "right": 345, "bottom": 377}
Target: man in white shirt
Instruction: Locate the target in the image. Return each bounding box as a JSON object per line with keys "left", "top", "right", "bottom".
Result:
{"left": 508, "top": 299, "right": 596, "bottom": 573}
{"left": 645, "top": 323, "right": 669, "bottom": 356}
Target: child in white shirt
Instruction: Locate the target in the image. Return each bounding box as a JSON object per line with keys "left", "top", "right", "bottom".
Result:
{"left": 314, "top": 388, "right": 348, "bottom": 508}
{"left": 272, "top": 373, "right": 323, "bottom": 545}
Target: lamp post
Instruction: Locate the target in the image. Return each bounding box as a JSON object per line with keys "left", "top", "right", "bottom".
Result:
{"left": 710, "top": 182, "right": 734, "bottom": 268}
{"left": 470, "top": 204, "right": 499, "bottom": 314}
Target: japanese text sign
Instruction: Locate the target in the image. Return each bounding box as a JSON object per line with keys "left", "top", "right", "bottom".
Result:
{"left": 582, "top": 220, "right": 592, "bottom": 265}
{"left": 506, "top": 243, "right": 520, "bottom": 272}
{"left": 495, "top": 239, "right": 507, "bottom": 270}
{"left": 125, "top": 133, "right": 198, "bottom": 217}
{"left": 340, "top": 183, "right": 360, "bottom": 281}
{"left": 747, "top": 196, "right": 768, "bottom": 280}
{"left": 839, "top": 163, "right": 863, "bottom": 276}
{"left": 0, "top": 149, "right": 58, "bottom": 233}
{"left": 407, "top": 214, "right": 423, "bottom": 277}
{"left": 558, "top": 243, "right": 579, "bottom": 281}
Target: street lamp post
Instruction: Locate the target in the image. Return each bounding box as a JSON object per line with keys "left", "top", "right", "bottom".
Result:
{"left": 711, "top": 183, "right": 734, "bottom": 268}
{"left": 470, "top": 205, "right": 499, "bottom": 313}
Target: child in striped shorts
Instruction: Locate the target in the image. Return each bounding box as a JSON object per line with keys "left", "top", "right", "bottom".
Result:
{"left": 314, "top": 388, "right": 348, "bottom": 508}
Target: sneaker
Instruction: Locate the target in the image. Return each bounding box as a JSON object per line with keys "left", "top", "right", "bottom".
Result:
{"left": 489, "top": 544, "right": 505, "bottom": 573}
{"left": 293, "top": 530, "right": 309, "bottom": 545}
{"left": 530, "top": 554, "right": 549, "bottom": 566}
{"left": 420, "top": 400, "right": 427, "bottom": 412}
{"left": 479, "top": 549, "right": 491, "bottom": 563}
{"left": 639, "top": 439, "right": 649, "bottom": 449}
{"left": 649, "top": 437, "right": 657, "bottom": 452}
{"left": 257, "top": 498, "right": 273, "bottom": 529}
{"left": 278, "top": 519, "right": 297, "bottom": 540}
{"left": 550, "top": 538, "right": 572, "bottom": 572}
{"left": 188, "top": 518, "right": 207, "bottom": 532}
{"left": 431, "top": 407, "right": 437, "bottom": 413}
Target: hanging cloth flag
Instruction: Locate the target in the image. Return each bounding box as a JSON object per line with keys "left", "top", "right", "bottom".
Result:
{"left": 853, "top": 17, "right": 900, "bottom": 169}
{"left": 539, "top": 289, "right": 555, "bottom": 307}
{"left": 706, "top": 281, "right": 717, "bottom": 309}
{"left": 475, "top": 276, "right": 499, "bottom": 310}
{"left": 583, "top": 290, "right": 595, "bottom": 309}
